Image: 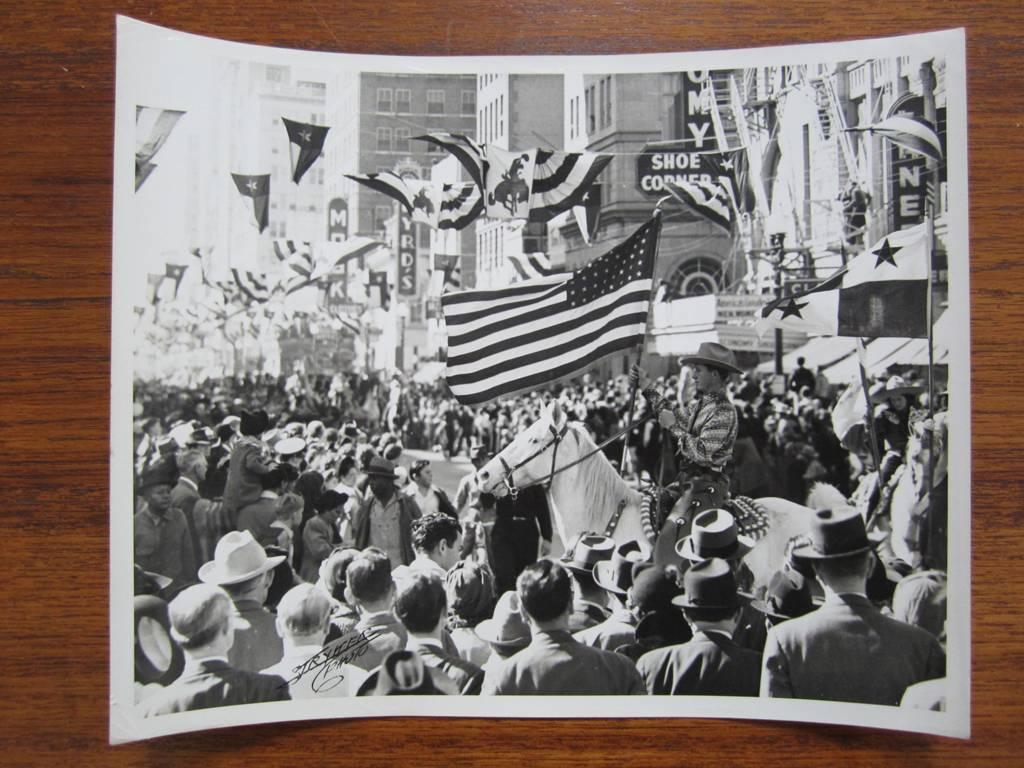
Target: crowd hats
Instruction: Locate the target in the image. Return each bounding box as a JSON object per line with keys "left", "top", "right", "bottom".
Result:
{"left": 364, "top": 457, "right": 397, "bottom": 479}
{"left": 474, "top": 591, "right": 531, "bottom": 651}
{"left": 239, "top": 409, "right": 270, "bottom": 437}
{"left": 134, "top": 594, "right": 185, "bottom": 686}
{"left": 629, "top": 563, "right": 682, "bottom": 615}
{"left": 593, "top": 540, "right": 646, "bottom": 596}
{"left": 139, "top": 462, "right": 176, "bottom": 493}
{"left": 357, "top": 650, "right": 453, "bottom": 696}
{"left": 678, "top": 342, "right": 743, "bottom": 375}
{"left": 198, "top": 530, "right": 285, "bottom": 586}
{"left": 274, "top": 436, "right": 307, "bottom": 459}
{"left": 559, "top": 533, "right": 616, "bottom": 574}
{"left": 469, "top": 440, "right": 490, "bottom": 460}
{"left": 791, "top": 507, "right": 886, "bottom": 561}
{"left": 672, "top": 557, "right": 747, "bottom": 612}
{"left": 676, "top": 508, "right": 754, "bottom": 563}
{"left": 751, "top": 569, "right": 818, "bottom": 622}
{"left": 870, "top": 375, "right": 924, "bottom": 405}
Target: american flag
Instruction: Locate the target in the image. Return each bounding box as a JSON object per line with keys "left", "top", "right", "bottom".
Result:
{"left": 441, "top": 216, "right": 662, "bottom": 405}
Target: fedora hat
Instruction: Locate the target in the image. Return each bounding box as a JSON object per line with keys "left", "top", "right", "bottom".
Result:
{"left": 679, "top": 342, "right": 742, "bottom": 375}
{"left": 676, "top": 508, "right": 754, "bottom": 563}
{"left": 364, "top": 457, "right": 397, "bottom": 479}
{"left": 791, "top": 507, "right": 886, "bottom": 561}
{"left": 672, "top": 557, "right": 746, "bottom": 612}
{"left": 629, "top": 563, "right": 683, "bottom": 614}
{"left": 198, "top": 530, "right": 285, "bottom": 586}
{"left": 751, "top": 570, "right": 819, "bottom": 621}
{"left": 474, "top": 591, "right": 531, "bottom": 650}
{"left": 870, "top": 375, "right": 924, "bottom": 404}
{"left": 560, "top": 533, "right": 616, "bottom": 574}
{"left": 356, "top": 650, "right": 451, "bottom": 696}
{"left": 239, "top": 409, "right": 270, "bottom": 437}
{"left": 593, "top": 541, "right": 646, "bottom": 596}
{"left": 139, "top": 462, "right": 176, "bottom": 493}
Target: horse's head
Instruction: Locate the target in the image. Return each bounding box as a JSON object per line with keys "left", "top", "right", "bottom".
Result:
{"left": 476, "top": 400, "right": 572, "bottom": 499}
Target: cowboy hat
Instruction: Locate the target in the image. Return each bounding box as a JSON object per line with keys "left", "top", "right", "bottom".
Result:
{"left": 869, "top": 375, "right": 924, "bottom": 404}
{"left": 560, "top": 533, "right": 616, "bottom": 574}
{"left": 676, "top": 508, "right": 755, "bottom": 563}
{"left": 790, "top": 507, "right": 887, "bottom": 561}
{"left": 593, "top": 541, "right": 646, "bottom": 596}
{"left": 678, "top": 342, "right": 742, "bottom": 375}
{"left": 672, "top": 557, "right": 747, "bottom": 612}
{"left": 474, "top": 591, "right": 531, "bottom": 650}
{"left": 198, "top": 530, "right": 285, "bottom": 586}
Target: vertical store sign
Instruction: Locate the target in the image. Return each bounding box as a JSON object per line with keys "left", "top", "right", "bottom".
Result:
{"left": 327, "top": 198, "right": 349, "bottom": 241}
{"left": 396, "top": 203, "right": 417, "bottom": 296}
{"left": 679, "top": 71, "right": 718, "bottom": 151}
{"left": 887, "top": 95, "right": 945, "bottom": 232}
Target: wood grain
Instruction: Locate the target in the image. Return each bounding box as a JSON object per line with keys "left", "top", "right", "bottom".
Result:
{"left": 0, "top": 1, "right": 1021, "bottom": 764}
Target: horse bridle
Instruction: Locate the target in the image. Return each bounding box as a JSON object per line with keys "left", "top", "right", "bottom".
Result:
{"left": 497, "top": 421, "right": 572, "bottom": 501}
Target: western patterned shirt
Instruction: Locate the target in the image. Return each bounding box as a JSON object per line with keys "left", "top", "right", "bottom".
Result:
{"left": 642, "top": 387, "right": 738, "bottom": 471}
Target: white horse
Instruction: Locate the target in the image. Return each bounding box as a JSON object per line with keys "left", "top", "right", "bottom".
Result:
{"left": 476, "top": 400, "right": 817, "bottom": 592}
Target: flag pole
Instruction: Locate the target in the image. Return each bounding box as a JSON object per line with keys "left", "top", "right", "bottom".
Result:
{"left": 619, "top": 202, "right": 668, "bottom": 477}
{"left": 856, "top": 337, "right": 883, "bottom": 477}
{"left": 924, "top": 203, "right": 936, "bottom": 563}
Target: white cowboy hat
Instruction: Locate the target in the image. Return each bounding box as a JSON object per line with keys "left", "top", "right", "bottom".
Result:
{"left": 198, "top": 530, "right": 285, "bottom": 586}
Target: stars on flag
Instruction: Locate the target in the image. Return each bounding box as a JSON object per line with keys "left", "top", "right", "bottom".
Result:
{"left": 778, "top": 297, "right": 809, "bottom": 319}
{"left": 298, "top": 129, "right": 312, "bottom": 144}
{"left": 872, "top": 238, "right": 902, "bottom": 269}
{"left": 566, "top": 227, "right": 653, "bottom": 308}
{"left": 246, "top": 179, "right": 259, "bottom": 193}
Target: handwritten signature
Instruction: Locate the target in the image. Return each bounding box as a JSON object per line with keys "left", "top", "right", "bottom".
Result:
{"left": 281, "top": 628, "right": 381, "bottom": 693}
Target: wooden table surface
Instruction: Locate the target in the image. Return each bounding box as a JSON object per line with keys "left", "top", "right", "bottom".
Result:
{"left": 1, "top": 1, "right": 1021, "bottom": 765}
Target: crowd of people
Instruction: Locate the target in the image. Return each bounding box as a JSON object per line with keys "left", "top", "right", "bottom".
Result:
{"left": 131, "top": 345, "right": 948, "bottom": 713}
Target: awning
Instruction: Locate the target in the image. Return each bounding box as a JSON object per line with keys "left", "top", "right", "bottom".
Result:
{"left": 756, "top": 336, "right": 859, "bottom": 375}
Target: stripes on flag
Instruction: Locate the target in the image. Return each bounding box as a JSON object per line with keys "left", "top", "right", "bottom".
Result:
{"left": 438, "top": 182, "right": 483, "bottom": 230}
{"left": 528, "top": 149, "right": 612, "bottom": 223}
{"left": 756, "top": 222, "right": 930, "bottom": 339}
{"left": 441, "top": 216, "right": 662, "bottom": 404}
{"left": 506, "top": 252, "right": 566, "bottom": 282}
{"left": 665, "top": 178, "right": 733, "bottom": 231}
{"left": 231, "top": 268, "right": 273, "bottom": 304}
{"left": 413, "top": 133, "right": 484, "bottom": 188}
{"left": 272, "top": 240, "right": 315, "bottom": 278}
{"left": 135, "top": 106, "right": 185, "bottom": 191}
{"left": 347, "top": 173, "right": 483, "bottom": 230}
{"left": 850, "top": 115, "right": 944, "bottom": 162}
{"left": 345, "top": 171, "right": 415, "bottom": 213}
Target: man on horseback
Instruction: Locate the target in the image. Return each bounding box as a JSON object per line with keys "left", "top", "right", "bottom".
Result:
{"left": 630, "top": 342, "right": 742, "bottom": 566}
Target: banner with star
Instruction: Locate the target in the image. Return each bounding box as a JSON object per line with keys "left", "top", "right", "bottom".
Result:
{"left": 230, "top": 173, "right": 270, "bottom": 233}
{"left": 756, "top": 223, "right": 930, "bottom": 339}
{"left": 282, "top": 117, "right": 329, "bottom": 184}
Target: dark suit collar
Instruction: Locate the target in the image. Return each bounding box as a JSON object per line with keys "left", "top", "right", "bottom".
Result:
{"left": 358, "top": 611, "right": 400, "bottom": 630}
{"left": 184, "top": 656, "right": 231, "bottom": 675}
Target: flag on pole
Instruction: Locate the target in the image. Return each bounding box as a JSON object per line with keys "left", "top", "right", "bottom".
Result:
{"left": 368, "top": 270, "right": 391, "bottom": 310}
{"left": 506, "top": 252, "right": 565, "bottom": 282}
{"left": 231, "top": 173, "right": 270, "bottom": 233}
{"left": 282, "top": 117, "right": 329, "bottom": 184}
{"left": 231, "top": 268, "right": 273, "bottom": 304}
{"left": 703, "top": 147, "right": 755, "bottom": 215}
{"left": 433, "top": 254, "right": 463, "bottom": 291}
{"left": 847, "top": 115, "right": 943, "bottom": 161}
{"left": 413, "top": 133, "right": 484, "bottom": 188}
{"left": 664, "top": 178, "right": 734, "bottom": 232}
{"left": 756, "top": 223, "right": 930, "bottom": 339}
{"left": 831, "top": 341, "right": 871, "bottom": 451}
{"left": 528, "top": 150, "right": 612, "bottom": 223}
{"left": 441, "top": 216, "right": 662, "bottom": 405}
{"left": 135, "top": 106, "right": 185, "bottom": 191}
{"left": 164, "top": 263, "right": 189, "bottom": 298}
{"left": 572, "top": 182, "right": 603, "bottom": 245}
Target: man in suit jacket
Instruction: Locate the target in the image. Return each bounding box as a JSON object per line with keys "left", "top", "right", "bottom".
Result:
{"left": 141, "top": 583, "right": 290, "bottom": 715}
{"left": 344, "top": 548, "right": 408, "bottom": 672}
{"left": 760, "top": 508, "right": 946, "bottom": 705}
{"left": 484, "top": 560, "right": 645, "bottom": 695}
{"left": 171, "top": 449, "right": 208, "bottom": 566}
{"left": 638, "top": 558, "right": 761, "bottom": 696}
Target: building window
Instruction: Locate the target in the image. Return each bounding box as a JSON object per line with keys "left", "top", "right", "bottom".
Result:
{"left": 427, "top": 90, "right": 445, "bottom": 114}
{"left": 598, "top": 79, "right": 606, "bottom": 130}
{"left": 462, "top": 90, "right": 476, "bottom": 115}
{"left": 377, "top": 127, "right": 392, "bottom": 151}
{"left": 601, "top": 77, "right": 612, "bottom": 128}
{"left": 667, "top": 257, "right": 723, "bottom": 296}
{"left": 395, "top": 128, "right": 410, "bottom": 152}
{"left": 377, "top": 88, "right": 392, "bottom": 112}
{"left": 265, "top": 65, "right": 286, "bottom": 83}
{"left": 499, "top": 94, "right": 504, "bottom": 138}
{"left": 569, "top": 97, "right": 576, "bottom": 138}
{"left": 374, "top": 205, "right": 391, "bottom": 232}
{"left": 395, "top": 88, "right": 411, "bottom": 113}
{"left": 522, "top": 221, "right": 547, "bottom": 255}
{"left": 586, "top": 85, "right": 596, "bottom": 133}
{"left": 478, "top": 108, "right": 484, "bottom": 143}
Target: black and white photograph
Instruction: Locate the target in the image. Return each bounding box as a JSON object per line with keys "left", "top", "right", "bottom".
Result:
{"left": 111, "top": 18, "right": 969, "bottom": 742}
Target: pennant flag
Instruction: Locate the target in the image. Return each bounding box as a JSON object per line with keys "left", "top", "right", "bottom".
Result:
{"left": 413, "top": 132, "right": 485, "bottom": 188}
{"left": 572, "top": 182, "right": 603, "bottom": 245}
{"left": 164, "top": 263, "right": 189, "bottom": 298}
{"left": 231, "top": 268, "right": 273, "bottom": 304}
{"left": 847, "top": 115, "right": 943, "bottom": 162}
{"left": 506, "top": 252, "right": 565, "bottom": 282}
{"left": 482, "top": 146, "right": 537, "bottom": 220}
{"left": 756, "top": 223, "right": 930, "bottom": 339}
{"left": 528, "top": 150, "right": 612, "bottom": 223}
{"left": 441, "top": 216, "right": 662, "bottom": 405}
{"left": 272, "top": 240, "right": 315, "bottom": 278}
{"left": 135, "top": 106, "right": 185, "bottom": 191}
{"left": 665, "top": 178, "right": 734, "bottom": 232}
{"left": 346, "top": 171, "right": 415, "bottom": 214}
{"left": 368, "top": 270, "right": 391, "bottom": 310}
{"left": 437, "top": 182, "right": 484, "bottom": 230}
{"left": 433, "top": 254, "right": 463, "bottom": 291}
{"left": 703, "top": 147, "right": 755, "bottom": 215}
{"left": 282, "top": 117, "right": 329, "bottom": 184}
{"left": 320, "top": 237, "right": 386, "bottom": 275}
{"left": 346, "top": 173, "right": 483, "bottom": 231}
{"left": 231, "top": 173, "right": 270, "bottom": 233}
{"left": 146, "top": 273, "right": 165, "bottom": 306}
{"left": 830, "top": 342, "right": 871, "bottom": 451}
